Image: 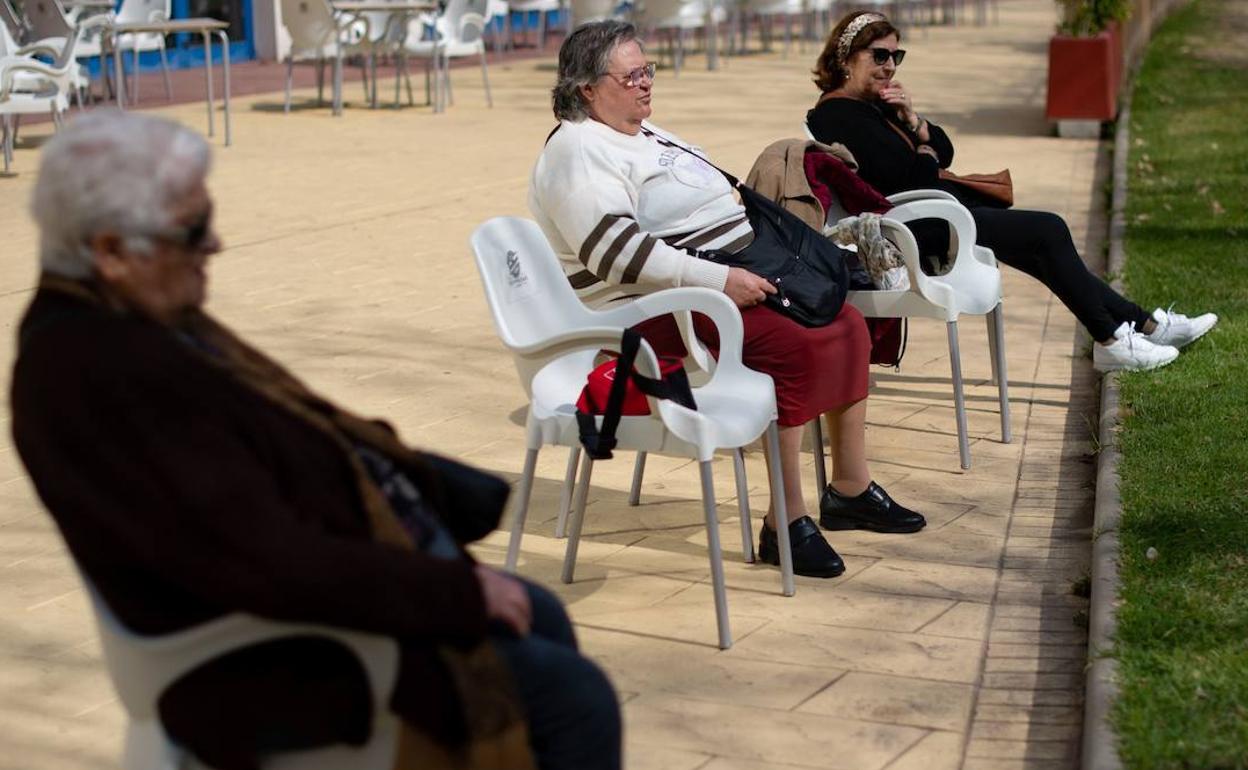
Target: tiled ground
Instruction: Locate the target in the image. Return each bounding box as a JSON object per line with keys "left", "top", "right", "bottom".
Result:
{"left": 0, "top": 1, "right": 1106, "bottom": 767}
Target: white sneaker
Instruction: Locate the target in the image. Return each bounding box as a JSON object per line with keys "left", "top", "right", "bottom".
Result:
{"left": 1145, "top": 306, "right": 1218, "bottom": 349}
{"left": 1093, "top": 322, "right": 1179, "bottom": 372}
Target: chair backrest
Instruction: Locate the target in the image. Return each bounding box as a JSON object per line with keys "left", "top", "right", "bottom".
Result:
{"left": 23, "top": 0, "right": 72, "bottom": 42}
{"left": 1, "top": 0, "right": 28, "bottom": 44}
{"left": 115, "top": 0, "right": 169, "bottom": 24}
{"left": 471, "top": 217, "right": 597, "bottom": 353}
{"left": 438, "top": 0, "right": 488, "bottom": 43}
{"left": 280, "top": 0, "right": 339, "bottom": 53}
{"left": 0, "top": 9, "right": 20, "bottom": 54}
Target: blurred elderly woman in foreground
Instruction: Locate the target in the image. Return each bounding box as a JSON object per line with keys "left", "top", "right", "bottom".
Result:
{"left": 10, "top": 111, "right": 620, "bottom": 770}
{"left": 530, "top": 21, "right": 928, "bottom": 580}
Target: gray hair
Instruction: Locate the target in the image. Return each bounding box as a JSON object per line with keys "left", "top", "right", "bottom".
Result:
{"left": 552, "top": 20, "right": 642, "bottom": 122}
{"left": 30, "top": 110, "right": 212, "bottom": 279}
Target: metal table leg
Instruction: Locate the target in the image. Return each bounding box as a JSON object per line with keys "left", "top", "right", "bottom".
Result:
{"left": 216, "top": 29, "right": 231, "bottom": 146}
{"left": 201, "top": 30, "right": 214, "bottom": 138}
{"left": 112, "top": 33, "right": 127, "bottom": 108}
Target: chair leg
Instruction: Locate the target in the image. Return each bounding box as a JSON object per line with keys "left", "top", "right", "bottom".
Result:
{"left": 332, "top": 55, "right": 343, "bottom": 115}
{"left": 537, "top": 10, "right": 547, "bottom": 50}
{"left": 506, "top": 447, "right": 540, "bottom": 572}
{"left": 131, "top": 44, "right": 139, "bottom": 106}
{"left": 947, "top": 320, "right": 971, "bottom": 470}
{"left": 2, "top": 116, "right": 11, "bottom": 173}
{"left": 316, "top": 57, "right": 325, "bottom": 105}
{"left": 159, "top": 42, "right": 172, "bottom": 100}
{"left": 402, "top": 55, "right": 415, "bottom": 106}
{"left": 991, "top": 303, "right": 1012, "bottom": 443}
{"left": 561, "top": 455, "right": 595, "bottom": 584}
{"left": 764, "top": 421, "right": 795, "bottom": 596}
{"left": 479, "top": 48, "right": 492, "bottom": 108}
{"left": 811, "top": 417, "right": 827, "bottom": 494}
{"left": 733, "top": 448, "right": 754, "bottom": 564}
{"left": 628, "top": 452, "right": 646, "bottom": 506}
{"left": 554, "top": 446, "right": 580, "bottom": 539}
{"left": 698, "top": 459, "right": 732, "bottom": 649}
{"left": 284, "top": 57, "right": 294, "bottom": 113}
{"left": 424, "top": 57, "right": 432, "bottom": 106}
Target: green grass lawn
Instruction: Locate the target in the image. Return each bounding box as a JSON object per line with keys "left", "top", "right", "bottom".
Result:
{"left": 1113, "top": 0, "right": 1248, "bottom": 766}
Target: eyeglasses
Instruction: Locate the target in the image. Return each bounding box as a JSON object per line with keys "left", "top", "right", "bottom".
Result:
{"left": 607, "top": 61, "right": 657, "bottom": 88}
{"left": 156, "top": 212, "right": 214, "bottom": 252}
{"left": 869, "top": 47, "right": 906, "bottom": 66}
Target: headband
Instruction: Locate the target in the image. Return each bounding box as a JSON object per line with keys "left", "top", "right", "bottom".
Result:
{"left": 837, "top": 13, "right": 885, "bottom": 64}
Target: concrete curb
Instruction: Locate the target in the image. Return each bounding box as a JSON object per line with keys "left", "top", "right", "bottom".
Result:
{"left": 1081, "top": 96, "right": 1134, "bottom": 770}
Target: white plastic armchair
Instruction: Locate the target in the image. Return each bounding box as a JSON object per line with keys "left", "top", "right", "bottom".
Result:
{"left": 0, "top": 23, "right": 90, "bottom": 171}
{"left": 82, "top": 579, "right": 401, "bottom": 770}
{"left": 280, "top": 0, "right": 371, "bottom": 115}
{"left": 835, "top": 194, "right": 1011, "bottom": 471}
{"left": 402, "top": 0, "right": 491, "bottom": 113}
{"left": 471, "top": 216, "right": 796, "bottom": 650}
{"left": 113, "top": 0, "right": 173, "bottom": 106}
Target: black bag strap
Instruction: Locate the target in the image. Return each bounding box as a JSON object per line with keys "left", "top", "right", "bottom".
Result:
{"left": 575, "top": 329, "right": 697, "bottom": 460}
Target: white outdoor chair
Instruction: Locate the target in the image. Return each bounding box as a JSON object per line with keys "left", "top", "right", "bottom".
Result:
{"left": 633, "top": 0, "right": 724, "bottom": 75}
{"left": 280, "top": 0, "right": 370, "bottom": 115}
{"left": 1, "top": 0, "right": 28, "bottom": 43}
{"left": 0, "top": 22, "right": 92, "bottom": 171}
{"left": 507, "top": 0, "right": 562, "bottom": 49}
{"left": 817, "top": 177, "right": 1011, "bottom": 470}
{"left": 112, "top": 0, "right": 172, "bottom": 105}
{"left": 0, "top": 11, "right": 90, "bottom": 105}
{"left": 402, "top": 0, "right": 491, "bottom": 113}
{"left": 81, "top": 579, "right": 401, "bottom": 770}
{"left": 471, "top": 216, "right": 796, "bottom": 650}
{"left": 21, "top": 0, "right": 107, "bottom": 96}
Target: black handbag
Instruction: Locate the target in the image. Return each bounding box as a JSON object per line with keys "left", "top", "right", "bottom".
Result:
{"left": 643, "top": 129, "right": 850, "bottom": 328}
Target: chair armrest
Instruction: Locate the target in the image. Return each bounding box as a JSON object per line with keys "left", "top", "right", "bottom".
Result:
{"left": 459, "top": 11, "right": 486, "bottom": 38}
{"left": 592, "top": 287, "right": 746, "bottom": 373}
{"left": 511, "top": 325, "right": 664, "bottom": 379}
{"left": 0, "top": 59, "right": 60, "bottom": 99}
{"left": 15, "top": 42, "right": 59, "bottom": 58}
{"left": 883, "top": 197, "right": 979, "bottom": 259}
{"left": 887, "top": 189, "right": 959, "bottom": 205}
{"left": 876, "top": 216, "right": 924, "bottom": 289}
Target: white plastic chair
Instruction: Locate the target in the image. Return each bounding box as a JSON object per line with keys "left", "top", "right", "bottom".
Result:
{"left": 471, "top": 216, "right": 796, "bottom": 650}
{"left": 633, "top": 0, "right": 724, "bottom": 75}
{"left": 484, "top": 0, "right": 509, "bottom": 51}
{"left": 82, "top": 578, "right": 401, "bottom": 770}
{"left": 0, "top": 22, "right": 91, "bottom": 171}
{"left": 402, "top": 0, "right": 491, "bottom": 113}
{"left": 21, "top": 0, "right": 107, "bottom": 96}
{"left": 112, "top": 0, "right": 172, "bottom": 106}
{"left": 280, "top": 0, "right": 370, "bottom": 115}
{"left": 568, "top": 0, "right": 623, "bottom": 27}
{"left": 507, "top": 0, "right": 562, "bottom": 49}
{"left": 1, "top": 0, "right": 28, "bottom": 43}
{"left": 0, "top": 12, "right": 89, "bottom": 104}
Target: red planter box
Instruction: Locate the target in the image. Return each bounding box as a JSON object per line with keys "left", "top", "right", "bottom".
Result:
{"left": 1046, "top": 29, "right": 1119, "bottom": 121}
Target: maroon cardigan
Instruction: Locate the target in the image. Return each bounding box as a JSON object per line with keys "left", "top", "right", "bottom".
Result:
{"left": 10, "top": 286, "right": 505, "bottom": 769}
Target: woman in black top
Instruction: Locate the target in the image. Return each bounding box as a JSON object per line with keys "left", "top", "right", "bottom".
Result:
{"left": 805, "top": 11, "right": 1217, "bottom": 372}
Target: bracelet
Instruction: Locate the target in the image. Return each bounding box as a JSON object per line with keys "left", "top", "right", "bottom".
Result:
{"left": 908, "top": 116, "right": 924, "bottom": 134}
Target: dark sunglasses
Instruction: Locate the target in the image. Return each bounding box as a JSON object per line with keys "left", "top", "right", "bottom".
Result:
{"left": 869, "top": 47, "right": 906, "bottom": 66}
{"left": 159, "top": 212, "right": 214, "bottom": 251}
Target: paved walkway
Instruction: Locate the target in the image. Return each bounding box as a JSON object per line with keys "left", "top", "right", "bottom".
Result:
{"left": 0, "top": 2, "right": 1105, "bottom": 767}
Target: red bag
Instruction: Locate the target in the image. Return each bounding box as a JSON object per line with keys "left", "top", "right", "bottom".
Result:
{"left": 575, "top": 355, "right": 687, "bottom": 416}
{"left": 575, "top": 329, "right": 697, "bottom": 460}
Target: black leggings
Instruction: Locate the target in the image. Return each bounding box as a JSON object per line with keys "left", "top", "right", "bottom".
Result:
{"left": 912, "top": 207, "right": 1150, "bottom": 341}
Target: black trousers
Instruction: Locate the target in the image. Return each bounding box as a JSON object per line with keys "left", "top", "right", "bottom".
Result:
{"left": 912, "top": 207, "right": 1150, "bottom": 341}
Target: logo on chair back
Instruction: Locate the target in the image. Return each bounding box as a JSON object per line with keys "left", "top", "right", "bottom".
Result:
{"left": 504, "top": 249, "right": 536, "bottom": 303}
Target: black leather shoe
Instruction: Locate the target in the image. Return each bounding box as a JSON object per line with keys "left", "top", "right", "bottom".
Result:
{"left": 820, "top": 481, "right": 926, "bottom": 534}
{"left": 758, "top": 515, "right": 845, "bottom": 578}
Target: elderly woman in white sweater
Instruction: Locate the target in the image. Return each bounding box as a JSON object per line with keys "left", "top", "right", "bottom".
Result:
{"left": 529, "top": 21, "right": 927, "bottom": 579}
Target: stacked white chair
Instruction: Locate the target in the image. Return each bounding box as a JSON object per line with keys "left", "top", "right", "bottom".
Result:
{"left": 21, "top": 0, "right": 107, "bottom": 97}
{"left": 402, "top": 0, "right": 491, "bottom": 112}
{"left": 81, "top": 579, "right": 401, "bottom": 770}
{"left": 0, "top": 22, "right": 92, "bottom": 171}
{"left": 471, "top": 216, "right": 796, "bottom": 650}
{"left": 112, "top": 0, "right": 172, "bottom": 105}
{"left": 280, "top": 0, "right": 371, "bottom": 115}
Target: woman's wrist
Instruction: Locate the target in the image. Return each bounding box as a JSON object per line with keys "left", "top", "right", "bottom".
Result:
{"left": 907, "top": 115, "right": 924, "bottom": 133}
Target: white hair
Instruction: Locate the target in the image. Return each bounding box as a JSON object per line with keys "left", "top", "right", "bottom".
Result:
{"left": 30, "top": 110, "right": 212, "bottom": 279}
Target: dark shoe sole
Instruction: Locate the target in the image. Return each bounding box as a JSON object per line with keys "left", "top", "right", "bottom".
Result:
{"left": 819, "top": 515, "right": 926, "bottom": 534}
{"left": 757, "top": 545, "right": 846, "bottom": 578}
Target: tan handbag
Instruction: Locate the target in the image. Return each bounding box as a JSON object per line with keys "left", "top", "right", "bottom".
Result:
{"left": 937, "top": 168, "right": 1014, "bottom": 208}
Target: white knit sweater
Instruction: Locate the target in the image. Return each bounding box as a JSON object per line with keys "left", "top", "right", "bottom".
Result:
{"left": 529, "top": 119, "right": 751, "bottom": 308}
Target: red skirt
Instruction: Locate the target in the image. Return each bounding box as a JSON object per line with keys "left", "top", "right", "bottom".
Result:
{"left": 633, "top": 303, "right": 870, "bottom": 427}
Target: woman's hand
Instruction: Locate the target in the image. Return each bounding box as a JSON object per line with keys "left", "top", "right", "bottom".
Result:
{"left": 879, "top": 81, "right": 917, "bottom": 128}
{"left": 475, "top": 564, "right": 532, "bottom": 636}
{"left": 725, "top": 267, "right": 777, "bottom": 309}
